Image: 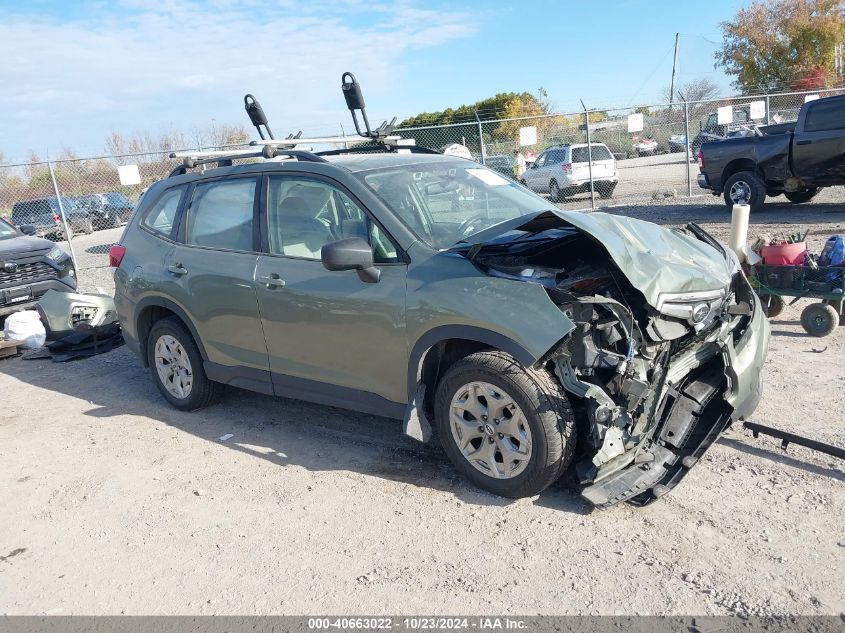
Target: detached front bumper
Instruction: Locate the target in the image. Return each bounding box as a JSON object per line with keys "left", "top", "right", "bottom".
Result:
{"left": 581, "top": 281, "right": 770, "bottom": 508}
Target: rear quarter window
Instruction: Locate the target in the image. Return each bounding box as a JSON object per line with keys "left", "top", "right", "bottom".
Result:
{"left": 140, "top": 187, "right": 185, "bottom": 238}
{"left": 571, "top": 146, "right": 613, "bottom": 162}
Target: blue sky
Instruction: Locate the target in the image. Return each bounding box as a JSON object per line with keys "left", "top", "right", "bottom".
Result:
{"left": 0, "top": 0, "right": 748, "bottom": 162}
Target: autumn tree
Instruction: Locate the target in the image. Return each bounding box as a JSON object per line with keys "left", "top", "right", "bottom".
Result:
{"left": 716, "top": 0, "right": 845, "bottom": 93}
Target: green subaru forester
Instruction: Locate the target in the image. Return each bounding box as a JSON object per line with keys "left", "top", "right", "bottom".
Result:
{"left": 111, "top": 150, "right": 769, "bottom": 508}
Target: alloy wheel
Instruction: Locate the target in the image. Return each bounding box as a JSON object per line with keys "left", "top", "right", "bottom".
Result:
{"left": 449, "top": 381, "right": 532, "bottom": 479}
{"left": 729, "top": 180, "right": 751, "bottom": 204}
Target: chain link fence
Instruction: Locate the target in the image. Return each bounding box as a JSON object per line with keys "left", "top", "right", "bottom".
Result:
{"left": 397, "top": 86, "right": 844, "bottom": 209}
{"left": 0, "top": 87, "right": 841, "bottom": 290}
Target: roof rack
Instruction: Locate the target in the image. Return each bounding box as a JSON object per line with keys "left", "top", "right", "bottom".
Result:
{"left": 168, "top": 71, "right": 424, "bottom": 177}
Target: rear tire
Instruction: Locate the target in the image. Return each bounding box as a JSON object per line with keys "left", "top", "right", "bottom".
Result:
{"left": 598, "top": 182, "right": 616, "bottom": 199}
{"left": 800, "top": 303, "right": 838, "bottom": 337}
{"left": 549, "top": 180, "right": 562, "bottom": 203}
{"left": 784, "top": 188, "right": 819, "bottom": 204}
{"left": 723, "top": 171, "right": 766, "bottom": 213}
{"left": 434, "top": 351, "right": 576, "bottom": 498}
{"left": 147, "top": 317, "right": 222, "bottom": 410}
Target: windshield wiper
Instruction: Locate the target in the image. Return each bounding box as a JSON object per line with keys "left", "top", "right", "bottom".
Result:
{"left": 686, "top": 222, "right": 725, "bottom": 256}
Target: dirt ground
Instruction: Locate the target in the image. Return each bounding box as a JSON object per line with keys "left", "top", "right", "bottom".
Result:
{"left": 1, "top": 198, "right": 843, "bottom": 616}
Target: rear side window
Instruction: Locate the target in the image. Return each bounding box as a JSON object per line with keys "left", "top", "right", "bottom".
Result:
{"left": 804, "top": 99, "right": 843, "bottom": 133}
{"left": 186, "top": 178, "right": 256, "bottom": 251}
{"left": 571, "top": 145, "right": 613, "bottom": 162}
{"left": 140, "top": 187, "right": 184, "bottom": 238}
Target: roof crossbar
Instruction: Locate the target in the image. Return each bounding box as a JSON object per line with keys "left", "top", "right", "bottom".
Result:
{"left": 167, "top": 148, "right": 327, "bottom": 177}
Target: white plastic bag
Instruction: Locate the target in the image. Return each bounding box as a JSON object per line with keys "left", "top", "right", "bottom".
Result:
{"left": 4, "top": 310, "right": 46, "bottom": 349}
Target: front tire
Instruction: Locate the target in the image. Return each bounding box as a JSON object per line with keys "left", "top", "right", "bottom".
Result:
{"left": 434, "top": 351, "right": 576, "bottom": 498}
{"left": 147, "top": 317, "right": 221, "bottom": 410}
{"left": 759, "top": 294, "right": 785, "bottom": 318}
{"left": 784, "top": 188, "right": 819, "bottom": 204}
{"left": 723, "top": 171, "right": 766, "bottom": 213}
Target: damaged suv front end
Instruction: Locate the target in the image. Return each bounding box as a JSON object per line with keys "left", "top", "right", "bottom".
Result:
{"left": 456, "top": 210, "right": 769, "bottom": 508}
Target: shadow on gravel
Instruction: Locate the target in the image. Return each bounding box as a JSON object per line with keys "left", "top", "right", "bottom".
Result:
{"left": 2, "top": 350, "right": 592, "bottom": 515}
{"left": 717, "top": 436, "right": 844, "bottom": 483}
{"left": 85, "top": 243, "right": 113, "bottom": 255}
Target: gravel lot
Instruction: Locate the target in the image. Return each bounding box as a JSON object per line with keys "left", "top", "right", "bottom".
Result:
{"left": 1, "top": 196, "right": 843, "bottom": 616}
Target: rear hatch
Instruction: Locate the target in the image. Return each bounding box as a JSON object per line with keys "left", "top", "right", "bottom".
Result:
{"left": 571, "top": 145, "right": 615, "bottom": 180}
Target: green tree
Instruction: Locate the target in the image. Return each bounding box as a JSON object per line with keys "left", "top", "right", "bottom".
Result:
{"left": 716, "top": 0, "right": 845, "bottom": 93}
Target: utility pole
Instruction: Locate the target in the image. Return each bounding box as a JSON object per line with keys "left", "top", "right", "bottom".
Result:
{"left": 669, "top": 33, "right": 680, "bottom": 105}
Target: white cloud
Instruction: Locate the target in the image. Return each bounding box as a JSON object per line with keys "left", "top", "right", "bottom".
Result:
{"left": 0, "top": 0, "right": 477, "bottom": 159}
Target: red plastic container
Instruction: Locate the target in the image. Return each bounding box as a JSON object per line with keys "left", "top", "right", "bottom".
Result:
{"left": 761, "top": 241, "right": 806, "bottom": 265}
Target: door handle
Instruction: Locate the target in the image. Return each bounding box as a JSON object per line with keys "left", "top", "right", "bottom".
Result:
{"left": 257, "top": 273, "right": 286, "bottom": 289}
{"left": 796, "top": 139, "right": 813, "bottom": 145}
{"left": 167, "top": 263, "right": 188, "bottom": 276}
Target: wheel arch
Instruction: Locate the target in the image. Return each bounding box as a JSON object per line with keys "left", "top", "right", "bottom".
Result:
{"left": 720, "top": 159, "right": 760, "bottom": 186}
{"left": 135, "top": 296, "right": 208, "bottom": 367}
{"left": 407, "top": 325, "right": 538, "bottom": 405}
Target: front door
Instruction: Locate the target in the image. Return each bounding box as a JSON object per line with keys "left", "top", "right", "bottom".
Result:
{"left": 254, "top": 174, "right": 408, "bottom": 408}
{"left": 162, "top": 175, "right": 269, "bottom": 373}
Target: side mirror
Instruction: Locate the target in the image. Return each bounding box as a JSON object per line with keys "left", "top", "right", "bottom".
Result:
{"left": 321, "top": 237, "right": 380, "bottom": 283}
{"left": 20, "top": 224, "right": 36, "bottom": 235}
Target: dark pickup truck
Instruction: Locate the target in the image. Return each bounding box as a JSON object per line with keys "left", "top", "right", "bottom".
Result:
{"left": 697, "top": 94, "right": 845, "bottom": 212}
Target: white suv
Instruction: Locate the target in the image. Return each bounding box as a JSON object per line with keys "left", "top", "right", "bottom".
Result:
{"left": 521, "top": 143, "right": 618, "bottom": 202}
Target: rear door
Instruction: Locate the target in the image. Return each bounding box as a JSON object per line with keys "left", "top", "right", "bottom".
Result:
{"left": 792, "top": 98, "right": 845, "bottom": 185}
{"left": 162, "top": 175, "right": 270, "bottom": 373}
{"left": 254, "top": 173, "right": 408, "bottom": 406}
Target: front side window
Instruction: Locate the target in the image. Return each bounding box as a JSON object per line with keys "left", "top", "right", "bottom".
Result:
{"left": 0, "top": 218, "right": 17, "bottom": 240}
{"left": 266, "top": 176, "right": 398, "bottom": 263}
{"left": 140, "top": 187, "right": 184, "bottom": 237}
{"left": 186, "top": 178, "right": 256, "bottom": 251}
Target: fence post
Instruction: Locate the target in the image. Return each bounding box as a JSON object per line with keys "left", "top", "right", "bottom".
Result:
{"left": 47, "top": 158, "right": 79, "bottom": 272}
{"left": 683, "top": 101, "right": 692, "bottom": 197}
{"left": 474, "top": 110, "right": 487, "bottom": 165}
{"left": 765, "top": 95, "right": 771, "bottom": 125}
{"left": 582, "top": 104, "right": 595, "bottom": 211}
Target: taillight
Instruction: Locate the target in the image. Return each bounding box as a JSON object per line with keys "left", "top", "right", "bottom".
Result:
{"left": 562, "top": 163, "right": 572, "bottom": 174}
{"left": 108, "top": 244, "right": 126, "bottom": 268}
{"left": 697, "top": 150, "right": 704, "bottom": 169}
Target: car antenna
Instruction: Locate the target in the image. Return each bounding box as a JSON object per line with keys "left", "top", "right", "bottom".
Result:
{"left": 244, "top": 94, "right": 274, "bottom": 140}
{"left": 341, "top": 72, "right": 397, "bottom": 141}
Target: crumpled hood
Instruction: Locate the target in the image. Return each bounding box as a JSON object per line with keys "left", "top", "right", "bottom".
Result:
{"left": 465, "top": 209, "right": 734, "bottom": 308}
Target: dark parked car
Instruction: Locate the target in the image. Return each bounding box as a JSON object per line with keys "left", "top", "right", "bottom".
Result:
{"left": 10, "top": 197, "right": 91, "bottom": 240}
{"left": 484, "top": 154, "right": 515, "bottom": 178}
{"left": 72, "top": 192, "right": 135, "bottom": 230}
{"left": 0, "top": 216, "right": 77, "bottom": 317}
{"left": 698, "top": 95, "right": 845, "bottom": 211}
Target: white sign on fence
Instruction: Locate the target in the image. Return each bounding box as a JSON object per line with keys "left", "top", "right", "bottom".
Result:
{"left": 118, "top": 164, "right": 141, "bottom": 186}
{"left": 519, "top": 126, "right": 537, "bottom": 147}
{"left": 749, "top": 100, "right": 766, "bottom": 120}
{"left": 717, "top": 105, "right": 733, "bottom": 125}
{"left": 627, "top": 112, "right": 644, "bottom": 133}
{"left": 804, "top": 94, "right": 820, "bottom": 103}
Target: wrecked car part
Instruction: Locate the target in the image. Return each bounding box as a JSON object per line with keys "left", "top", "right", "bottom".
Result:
{"left": 37, "top": 289, "right": 118, "bottom": 339}
{"left": 23, "top": 322, "right": 124, "bottom": 363}
{"left": 743, "top": 421, "right": 845, "bottom": 460}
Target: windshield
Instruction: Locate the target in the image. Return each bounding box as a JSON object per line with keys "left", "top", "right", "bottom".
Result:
{"left": 357, "top": 160, "right": 552, "bottom": 249}
{"left": 0, "top": 219, "right": 18, "bottom": 240}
